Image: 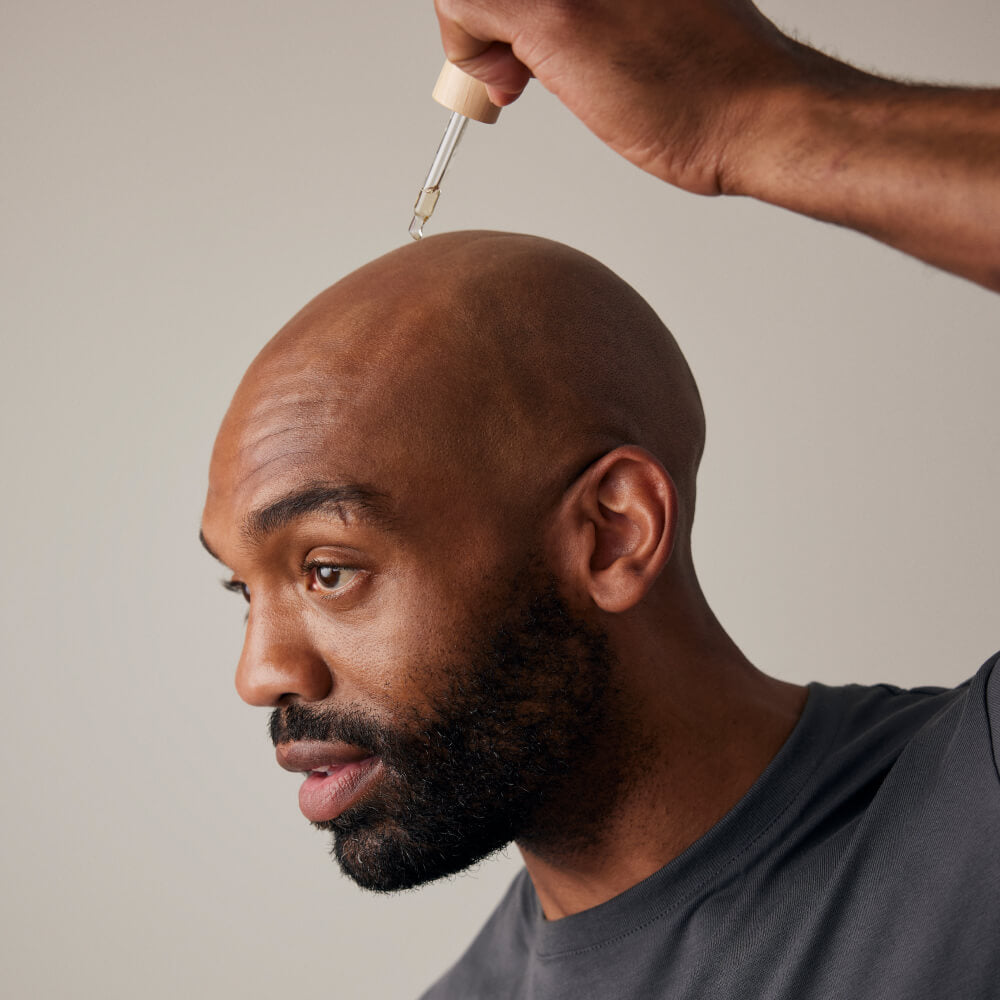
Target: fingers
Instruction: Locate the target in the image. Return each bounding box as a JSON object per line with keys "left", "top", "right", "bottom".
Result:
{"left": 465, "top": 42, "right": 533, "bottom": 105}
{"left": 435, "top": 1, "right": 532, "bottom": 103}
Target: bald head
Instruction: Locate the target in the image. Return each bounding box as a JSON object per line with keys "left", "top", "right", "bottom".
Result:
{"left": 207, "top": 231, "right": 705, "bottom": 571}
{"left": 200, "top": 232, "right": 808, "bottom": 899}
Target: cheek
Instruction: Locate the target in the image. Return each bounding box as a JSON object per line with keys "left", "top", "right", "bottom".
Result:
{"left": 312, "top": 575, "right": 479, "bottom": 714}
{"left": 312, "top": 513, "right": 525, "bottom": 710}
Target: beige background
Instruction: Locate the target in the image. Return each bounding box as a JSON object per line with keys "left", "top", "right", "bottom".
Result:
{"left": 2, "top": 1, "right": 997, "bottom": 997}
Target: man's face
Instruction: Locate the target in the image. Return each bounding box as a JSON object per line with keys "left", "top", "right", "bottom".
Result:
{"left": 269, "top": 563, "right": 613, "bottom": 891}
{"left": 201, "top": 340, "right": 618, "bottom": 891}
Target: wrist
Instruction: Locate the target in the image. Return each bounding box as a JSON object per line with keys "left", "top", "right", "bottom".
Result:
{"left": 718, "top": 53, "right": 884, "bottom": 202}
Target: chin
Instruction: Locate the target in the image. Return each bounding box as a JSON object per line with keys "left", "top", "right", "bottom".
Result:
{"left": 324, "top": 820, "right": 510, "bottom": 893}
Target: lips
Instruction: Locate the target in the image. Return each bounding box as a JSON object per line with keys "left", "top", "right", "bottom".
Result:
{"left": 275, "top": 741, "right": 384, "bottom": 824}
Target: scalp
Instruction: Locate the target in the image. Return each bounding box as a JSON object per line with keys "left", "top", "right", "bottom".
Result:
{"left": 211, "top": 231, "right": 705, "bottom": 548}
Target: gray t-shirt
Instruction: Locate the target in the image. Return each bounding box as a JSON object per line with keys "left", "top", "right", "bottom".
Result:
{"left": 422, "top": 653, "right": 1000, "bottom": 999}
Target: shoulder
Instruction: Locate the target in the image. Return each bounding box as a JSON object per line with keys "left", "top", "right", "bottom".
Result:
{"left": 823, "top": 652, "right": 1000, "bottom": 831}
{"left": 418, "top": 868, "right": 535, "bottom": 1000}
{"left": 890, "top": 650, "right": 1000, "bottom": 780}
{"left": 776, "top": 654, "right": 1000, "bottom": 858}
{"left": 817, "top": 650, "right": 1000, "bottom": 767}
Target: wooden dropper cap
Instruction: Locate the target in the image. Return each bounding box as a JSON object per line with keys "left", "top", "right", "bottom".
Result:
{"left": 432, "top": 61, "right": 501, "bottom": 124}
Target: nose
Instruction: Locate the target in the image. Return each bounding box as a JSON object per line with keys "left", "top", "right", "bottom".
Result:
{"left": 235, "top": 606, "right": 332, "bottom": 707}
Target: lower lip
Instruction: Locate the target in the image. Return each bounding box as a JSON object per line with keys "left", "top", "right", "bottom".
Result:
{"left": 298, "top": 757, "right": 383, "bottom": 823}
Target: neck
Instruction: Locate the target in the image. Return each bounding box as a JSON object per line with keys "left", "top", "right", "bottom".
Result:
{"left": 516, "top": 584, "right": 806, "bottom": 920}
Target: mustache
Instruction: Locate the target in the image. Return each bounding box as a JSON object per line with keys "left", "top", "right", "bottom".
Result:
{"left": 269, "top": 701, "right": 393, "bottom": 755}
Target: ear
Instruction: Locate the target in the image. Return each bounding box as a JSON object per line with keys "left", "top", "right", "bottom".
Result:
{"left": 549, "top": 446, "right": 678, "bottom": 614}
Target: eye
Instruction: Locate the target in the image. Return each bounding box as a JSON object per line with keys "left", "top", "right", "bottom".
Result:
{"left": 222, "top": 578, "right": 250, "bottom": 603}
{"left": 304, "top": 562, "right": 361, "bottom": 594}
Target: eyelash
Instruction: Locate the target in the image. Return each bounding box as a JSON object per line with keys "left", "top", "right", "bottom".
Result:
{"left": 221, "top": 578, "right": 250, "bottom": 602}
{"left": 219, "top": 562, "right": 359, "bottom": 622}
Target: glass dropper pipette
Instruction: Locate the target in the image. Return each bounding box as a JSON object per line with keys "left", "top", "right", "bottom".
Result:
{"left": 408, "top": 62, "right": 500, "bottom": 241}
{"left": 409, "top": 111, "right": 469, "bottom": 240}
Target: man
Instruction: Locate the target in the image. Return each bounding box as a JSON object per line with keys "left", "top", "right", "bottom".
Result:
{"left": 201, "top": 229, "right": 999, "bottom": 996}
{"left": 201, "top": 1, "right": 999, "bottom": 996}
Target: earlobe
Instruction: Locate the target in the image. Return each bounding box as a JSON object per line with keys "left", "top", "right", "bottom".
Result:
{"left": 551, "top": 447, "right": 678, "bottom": 614}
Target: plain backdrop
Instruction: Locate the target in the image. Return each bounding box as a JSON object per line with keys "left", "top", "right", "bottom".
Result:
{"left": 2, "top": 1, "right": 998, "bottom": 997}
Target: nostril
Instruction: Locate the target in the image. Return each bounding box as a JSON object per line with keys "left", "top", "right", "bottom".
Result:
{"left": 235, "top": 641, "right": 333, "bottom": 708}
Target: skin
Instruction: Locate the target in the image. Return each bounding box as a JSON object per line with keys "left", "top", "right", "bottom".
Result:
{"left": 435, "top": 0, "right": 1000, "bottom": 290}
{"left": 201, "top": 231, "right": 805, "bottom": 919}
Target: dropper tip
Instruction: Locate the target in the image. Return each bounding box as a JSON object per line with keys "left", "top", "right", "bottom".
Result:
{"left": 408, "top": 215, "right": 425, "bottom": 241}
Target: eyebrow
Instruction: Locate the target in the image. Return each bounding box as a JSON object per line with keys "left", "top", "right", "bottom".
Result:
{"left": 199, "top": 482, "right": 394, "bottom": 566}
{"left": 243, "top": 482, "right": 394, "bottom": 546}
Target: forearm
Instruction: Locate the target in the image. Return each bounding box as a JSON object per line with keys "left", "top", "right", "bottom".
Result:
{"left": 730, "top": 73, "right": 1000, "bottom": 290}
{"left": 436, "top": 0, "right": 1000, "bottom": 290}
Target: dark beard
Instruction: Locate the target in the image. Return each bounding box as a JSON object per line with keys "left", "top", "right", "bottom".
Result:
{"left": 269, "top": 574, "right": 616, "bottom": 893}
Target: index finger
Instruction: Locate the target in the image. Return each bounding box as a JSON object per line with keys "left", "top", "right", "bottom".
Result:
{"left": 434, "top": 0, "right": 532, "bottom": 103}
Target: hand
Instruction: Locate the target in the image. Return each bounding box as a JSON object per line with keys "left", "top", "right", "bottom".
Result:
{"left": 434, "top": 0, "right": 816, "bottom": 196}
{"left": 435, "top": 0, "right": 1000, "bottom": 291}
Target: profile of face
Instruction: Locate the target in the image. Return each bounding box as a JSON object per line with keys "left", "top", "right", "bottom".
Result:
{"left": 269, "top": 568, "right": 613, "bottom": 891}
{"left": 201, "top": 232, "right": 704, "bottom": 891}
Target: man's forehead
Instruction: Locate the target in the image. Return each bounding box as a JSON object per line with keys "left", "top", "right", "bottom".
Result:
{"left": 203, "top": 365, "right": 438, "bottom": 554}
{"left": 207, "top": 420, "right": 400, "bottom": 526}
{"left": 216, "top": 417, "right": 328, "bottom": 494}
